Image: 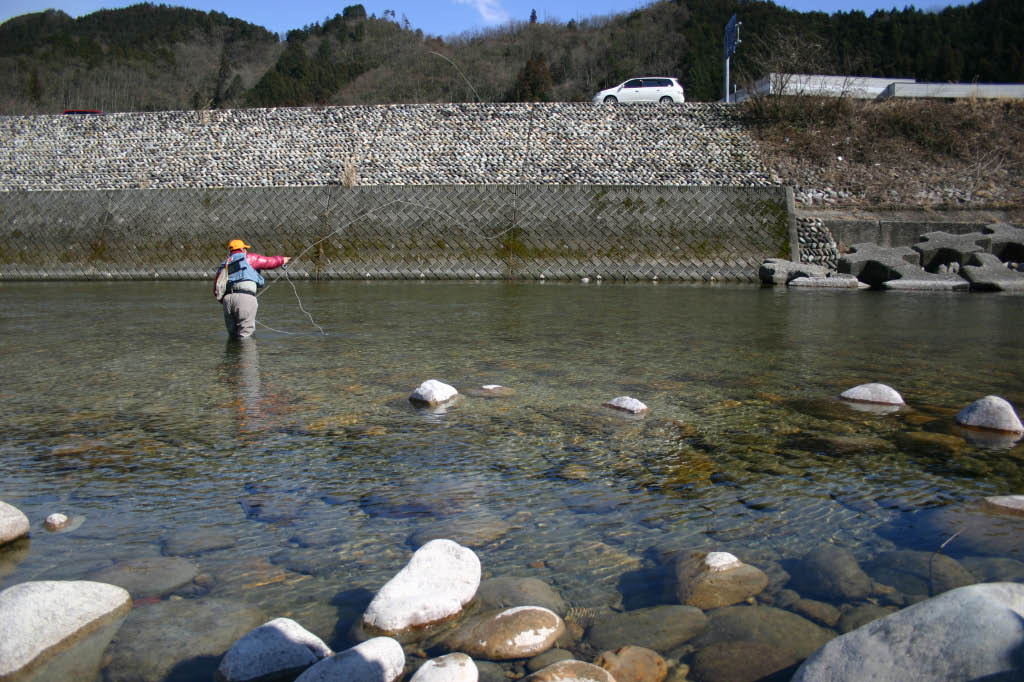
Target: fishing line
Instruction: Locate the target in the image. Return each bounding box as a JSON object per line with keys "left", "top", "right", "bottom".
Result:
{"left": 255, "top": 195, "right": 521, "bottom": 336}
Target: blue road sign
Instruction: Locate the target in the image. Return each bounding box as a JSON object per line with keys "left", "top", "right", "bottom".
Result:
{"left": 724, "top": 13, "right": 739, "bottom": 60}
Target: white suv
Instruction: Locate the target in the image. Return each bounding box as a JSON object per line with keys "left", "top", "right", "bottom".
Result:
{"left": 593, "top": 77, "right": 686, "bottom": 104}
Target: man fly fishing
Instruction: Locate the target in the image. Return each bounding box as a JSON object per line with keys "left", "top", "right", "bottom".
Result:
{"left": 214, "top": 239, "right": 291, "bottom": 339}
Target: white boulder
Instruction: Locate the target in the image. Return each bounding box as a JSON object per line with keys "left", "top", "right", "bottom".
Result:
{"left": 44, "top": 513, "right": 70, "bottom": 531}
{"left": 0, "top": 580, "right": 131, "bottom": 680}
{"left": 603, "top": 396, "right": 648, "bottom": 414}
{"left": 362, "top": 539, "right": 481, "bottom": 635}
{"left": 295, "top": 637, "right": 405, "bottom": 682}
{"left": 216, "top": 617, "right": 332, "bottom": 682}
{"left": 791, "top": 582, "right": 1024, "bottom": 682}
{"left": 956, "top": 395, "right": 1024, "bottom": 434}
{"left": 839, "top": 383, "right": 904, "bottom": 406}
{"left": 409, "top": 380, "right": 459, "bottom": 406}
{"left": 0, "top": 500, "right": 30, "bottom": 545}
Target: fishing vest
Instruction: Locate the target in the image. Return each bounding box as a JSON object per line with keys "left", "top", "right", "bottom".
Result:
{"left": 225, "top": 252, "right": 265, "bottom": 288}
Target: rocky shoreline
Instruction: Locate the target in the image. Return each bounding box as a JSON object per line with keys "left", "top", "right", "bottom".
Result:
{"left": 2, "top": 385, "right": 1023, "bottom": 682}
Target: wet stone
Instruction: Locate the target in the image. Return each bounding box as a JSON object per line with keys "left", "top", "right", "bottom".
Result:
{"left": 441, "top": 606, "right": 565, "bottom": 660}
{"left": 586, "top": 605, "right": 708, "bottom": 653}
{"left": 524, "top": 660, "right": 616, "bottom": 682}
{"left": 688, "top": 641, "right": 802, "bottom": 682}
{"left": 836, "top": 604, "right": 899, "bottom": 634}
{"left": 863, "top": 550, "right": 975, "bottom": 597}
{"left": 690, "top": 605, "right": 834, "bottom": 661}
{"left": 104, "top": 598, "right": 266, "bottom": 682}
{"left": 594, "top": 645, "right": 667, "bottom": 682}
{"left": 162, "top": 529, "right": 237, "bottom": 556}
{"left": 409, "top": 515, "right": 511, "bottom": 549}
{"left": 675, "top": 551, "right": 769, "bottom": 609}
{"left": 476, "top": 576, "right": 568, "bottom": 616}
{"left": 786, "top": 544, "right": 872, "bottom": 602}
{"left": 526, "top": 649, "right": 575, "bottom": 672}
{"left": 88, "top": 556, "right": 199, "bottom": 598}
{"left": 917, "top": 501, "right": 1024, "bottom": 561}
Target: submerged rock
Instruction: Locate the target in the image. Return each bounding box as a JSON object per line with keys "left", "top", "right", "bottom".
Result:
{"left": 216, "top": 617, "right": 332, "bottom": 682}
{"left": 476, "top": 576, "right": 568, "bottom": 616}
{"left": 103, "top": 597, "right": 266, "bottom": 682}
{"left": 688, "top": 641, "right": 802, "bottom": 682}
{"left": 0, "top": 580, "right": 131, "bottom": 682}
{"left": 586, "top": 605, "right": 707, "bottom": 653}
{"left": 955, "top": 395, "right": 1024, "bottom": 434}
{"left": 690, "top": 605, "right": 834, "bottom": 660}
{"left": 88, "top": 556, "right": 199, "bottom": 599}
{"left": 919, "top": 499, "right": 1024, "bottom": 560}
{"left": 863, "top": 550, "right": 975, "bottom": 597}
{"left": 362, "top": 538, "right": 481, "bottom": 635}
{"left": 786, "top": 544, "right": 873, "bottom": 602}
{"left": 791, "top": 583, "right": 1024, "bottom": 682}
{"left": 675, "top": 551, "right": 769, "bottom": 609}
{"left": 409, "top": 380, "right": 459, "bottom": 406}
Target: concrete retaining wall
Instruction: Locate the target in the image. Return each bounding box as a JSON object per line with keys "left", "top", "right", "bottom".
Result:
{"left": 0, "top": 103, "right": 791, "bottom": 281}
{"left": 0, "top": 184, "right": 792, "bottom": 282}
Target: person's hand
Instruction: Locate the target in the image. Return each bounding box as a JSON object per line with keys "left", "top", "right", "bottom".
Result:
{"left": 282, "top": 257, "right": 291, "bottom": 265}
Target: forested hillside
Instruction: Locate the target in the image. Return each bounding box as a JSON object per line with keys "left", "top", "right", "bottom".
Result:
{"left": 1, "top": 0, "right": 1021, "bottom": 114}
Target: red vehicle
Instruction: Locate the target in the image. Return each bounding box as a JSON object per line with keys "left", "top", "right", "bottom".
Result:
{"left": 62, "top": 109, "right": 103, "bottom": 115}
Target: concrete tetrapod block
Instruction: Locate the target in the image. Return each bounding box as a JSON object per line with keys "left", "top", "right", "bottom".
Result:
{"left": 758, "top": 259, "right": 831, "bottom": 285}
{"left": 979, "top": 224, "right": 1024, "bottom": 262}
{"left": 961, "top": 252, "right": 1024, "bottom": 292}
{"left": 838, "top": 243, "right": 920, "bottom": 286}
{"left": 911, "top": 230, "right": 985, "bottom": 271}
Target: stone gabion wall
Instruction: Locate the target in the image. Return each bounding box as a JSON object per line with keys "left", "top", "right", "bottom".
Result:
{"left": 797, "top": 217, "right": 839, "bottom": 269}
{"left": 0, "top": 184, "right": 791, "bottom": 282}
{"left": 0, "top": 103, "right": 771, "bottom": 191}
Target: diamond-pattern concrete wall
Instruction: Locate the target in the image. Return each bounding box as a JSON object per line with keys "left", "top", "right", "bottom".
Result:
{"left": 0, "top": 185, "right": 791, "bottom": 281}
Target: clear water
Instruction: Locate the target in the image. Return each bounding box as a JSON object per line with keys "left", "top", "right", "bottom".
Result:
{"left": 2, "top": 281, "right": 1022, "bottom": 677}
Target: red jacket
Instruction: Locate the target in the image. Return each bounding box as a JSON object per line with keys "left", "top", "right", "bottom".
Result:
{"left": 214, "top": 250, "right": 287, "bottom": 296}
{"left": 234, "top": 251, "right": 287, "bottom": 270}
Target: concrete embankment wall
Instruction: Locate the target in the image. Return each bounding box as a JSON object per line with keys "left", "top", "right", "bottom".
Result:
{"left": 0, "top": 103, "right": 792, "bottom": 281}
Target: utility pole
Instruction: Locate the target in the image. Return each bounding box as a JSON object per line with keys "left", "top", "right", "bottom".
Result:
{"left": 723, "top": 14, "right": 741, "bottom": 103}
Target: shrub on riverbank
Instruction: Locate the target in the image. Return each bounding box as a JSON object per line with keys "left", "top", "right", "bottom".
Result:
{"left": 744, "top": 97, "right": 1024, "bottom": 212}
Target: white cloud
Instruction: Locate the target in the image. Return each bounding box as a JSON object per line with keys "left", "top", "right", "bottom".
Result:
{"left": 454, "top": 0, "right": 510, "bottom": 25}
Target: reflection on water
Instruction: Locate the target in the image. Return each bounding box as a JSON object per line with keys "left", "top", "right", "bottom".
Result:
{"left": 1, "top": 281, "right": 1023, "bottom": 679}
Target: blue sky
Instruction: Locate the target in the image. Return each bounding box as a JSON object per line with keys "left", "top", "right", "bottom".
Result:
{"left": 0, "top": 0, "right": 972, "bottom": 39}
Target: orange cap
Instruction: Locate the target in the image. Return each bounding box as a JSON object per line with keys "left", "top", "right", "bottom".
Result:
{"left": 227, "top": 239, "right": 251, "bottom": 250}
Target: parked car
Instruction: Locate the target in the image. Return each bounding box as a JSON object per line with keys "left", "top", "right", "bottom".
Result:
{"left": 593, "top": 77, "right": 685, "bottom": 104}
